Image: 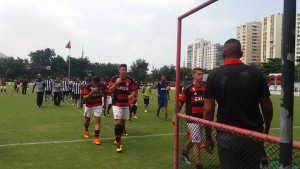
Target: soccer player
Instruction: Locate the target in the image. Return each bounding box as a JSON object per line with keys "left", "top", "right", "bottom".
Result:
{"left": 130, "top": 80, "right": 140, "bottom": 119}
{"left": 44, "top": 76, "right": 53, "bottom": 103}
{"left": 61, "top": 76, "right": 69, "bottom": 103}
{"left": 142, "top": 82, "right": 152, "bottom": 112}
{"left": 73, "top": 77, "right": 81, "bottom": 108}
{"left": 21, "top": 77, "right": 29, "bottom": 95}
{"left": 82, "top": 76, "right": 107, "bottom": 145}
{"left": 156, "top": 75, "right": 170, "bottom": 121}
{"left": 1, "top": 78, "right": 7, "bottom": 94}
{"left": 12, "top": 78, "right": 18, "bottom": 93}
{"left": 173, "top": 68, "right": 205, "bottom": 169}
{"left": 53, "top": 76, "right": 63, "bottom": 107}
{"left": 109, "top": 64, "right": 136, "bottom": 152}
{"left": 102, "top": 76, "right": 112, "bottom": 117}
{"left": 32, "top": 74, "right": 45, "bottom": 107}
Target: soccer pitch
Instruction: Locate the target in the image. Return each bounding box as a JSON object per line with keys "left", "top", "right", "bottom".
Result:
{"left": 0, "top": 86, "right": 299, "bottom": 169}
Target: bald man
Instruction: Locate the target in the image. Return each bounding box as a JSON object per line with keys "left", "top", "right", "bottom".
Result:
{"left": 203, "top": 38, "right": 273, "bottom": 169}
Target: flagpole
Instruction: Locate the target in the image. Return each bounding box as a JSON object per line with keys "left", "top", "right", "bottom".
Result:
{"left": 68, "top": 48, "right": 71, "bottom": 79}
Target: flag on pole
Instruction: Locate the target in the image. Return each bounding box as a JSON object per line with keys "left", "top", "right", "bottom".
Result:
{"left": 65, "top": 41, "right": 71, "bottom": 49}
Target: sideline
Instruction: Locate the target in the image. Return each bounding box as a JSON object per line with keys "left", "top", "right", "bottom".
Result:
{"left": 0, "top": 133, "right": 173, "bottom": 147}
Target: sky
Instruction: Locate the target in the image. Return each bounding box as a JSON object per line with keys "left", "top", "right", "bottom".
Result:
{"left": 0, "top": 0, "right": 294, "bottom": 69}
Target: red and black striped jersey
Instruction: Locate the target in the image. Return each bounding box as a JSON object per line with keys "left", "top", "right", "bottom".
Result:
{"left": 104, "top": 81, "right": 112, "bottom": 96}
{"left": 83, "top": 83, "right": 107, "bottom": 108}
{"left": 179, "top": 82, "right": 205, "bottom": 118}
{"left": 1, "top": 80, "right": 7, "bottom": 86}
{"left": 109, "top": 75, "right": 137, "bottom": 107}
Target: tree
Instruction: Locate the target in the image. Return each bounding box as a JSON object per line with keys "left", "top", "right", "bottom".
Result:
{"left": 29, "top": 48, "right": 55, "bottom": 66}
{"left": 260, "top": 58, "right": 281, "bottom": 76}
{"left": 129, "top": 59, "right": 149, "bottom": 82}
{"left": 51, "top": 55, "right": 67, "bottom": 77}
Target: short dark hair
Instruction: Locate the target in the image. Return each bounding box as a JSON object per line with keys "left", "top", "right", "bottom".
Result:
{"left": 192, "top": 67, "right": 203, "bottom": 75}
{"left": 86, "top": 76, "right": 93, "bottom": 83}
{"left": 92, "top": 76, "right": 101, "bottom": 83}
{"left": 119, "top": 64, "right": 127, "bottom": 69}
{"left": 223, "top": 38, "right": 243, "bottom": 58}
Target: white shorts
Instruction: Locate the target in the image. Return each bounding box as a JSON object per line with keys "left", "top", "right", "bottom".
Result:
{"left": 187, "top": 123, "right": 203, "bottom": 143}
{"left": 84, "top": 105, "right": 103, "bottom": 118}
{"left": 1, "top": 86, "right": 6, "bottom": 89}
{"left": 102, "top": 96, "right": 112, "bottom": 105}
{"left": 106, "top": 96, "right": 112, "bottom": 105}
{"left": 112, "top": 106, "right": 130, "bottom": 120}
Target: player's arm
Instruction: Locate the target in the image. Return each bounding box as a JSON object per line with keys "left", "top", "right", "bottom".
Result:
{"left": 260, "top": 96, "right": 273, "bottom": 134}
{"left": 32, "top": 81, "right": 36, "bottom": 93}
{"left": 129, "top": 90, "right": 136, "bottom": 99}
{"left": 109, "top": 78, "right": 122, "bottom": 93}
{"left": 203, "top": 98, "right": 215, "bottom": 154}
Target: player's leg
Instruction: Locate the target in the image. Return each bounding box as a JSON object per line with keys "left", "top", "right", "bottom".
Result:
{"left": 57, "top": 92, "right": 62, "bottom": 106}
{"left": 93, "top": 106, "right": 102, "bottom": 145}
{"left": 83, "top": 107, "right": 91, "bottom": 138}
{"left": 53, "top": 92, "right": 58, "bottom": 106}
{"left": 113, "top": 106, "right": 124, "bottom": 145}
{"left": 156, "top": 97, "right": 162, "bottom": 118}
{"left": 144, "top": 96, "right": 149, "bottom": 112}
{"left": 163, "top": 97, "right": 169, "bottom": 121}
{"left": 132, "top": 104, "right": 138, "bottom": 119}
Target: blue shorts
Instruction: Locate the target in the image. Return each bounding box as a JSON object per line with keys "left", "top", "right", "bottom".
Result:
{"left": 158, "top": 96, "right": 168, "bottom": 107}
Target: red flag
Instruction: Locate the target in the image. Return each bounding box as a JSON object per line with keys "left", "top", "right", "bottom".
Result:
{"left": 65, "top": 41, "right": 71, "bottom": 49}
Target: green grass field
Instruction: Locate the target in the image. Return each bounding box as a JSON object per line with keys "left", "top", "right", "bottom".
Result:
{"left": 0, "top": 85, "right": 299, "bottom": 169}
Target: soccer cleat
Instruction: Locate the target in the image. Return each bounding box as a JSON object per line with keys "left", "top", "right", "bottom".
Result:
{"left": 116, "top": 144, "right": 122, "bottom": 153}
{"left": 84, "top": 131, "right": 89, "bottom": 138}
{"left": 122, "top": 131, "right": 128, "bottom": 136}
{"left": 93, "top": 137, "right": 101, "bottom": 145}
{"left": 200, "top": 141, "right": 205, "bottom": 148}
{"left": 181, "top": 151, "right": 191, "bottom": 165}
{"left": 133, "top": 115, "right": 138, "bottom": 119}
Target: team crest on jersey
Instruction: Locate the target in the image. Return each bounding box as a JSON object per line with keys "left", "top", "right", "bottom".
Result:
{"left": 126, "top": 82, "right": 129, "bottom": 86}
{"left": 194, "top": 92, "right": 197, "bottom": 95}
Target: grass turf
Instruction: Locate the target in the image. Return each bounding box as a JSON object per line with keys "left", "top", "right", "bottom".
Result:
{"left": 0, "top": 85, "right": 299, "bottom": 169}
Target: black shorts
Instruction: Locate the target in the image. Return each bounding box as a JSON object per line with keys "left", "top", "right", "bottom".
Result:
{"left": 45, "top": 91, "right": 52, "bottom": 95}
{"left": 62, "top": 91, "right": 69, "bottom": 96}
{"left": 143, "top": 96, "right": 149, "bottom": 104}
{"left": 74, "top": 94, "right": 80, "bottom": 100}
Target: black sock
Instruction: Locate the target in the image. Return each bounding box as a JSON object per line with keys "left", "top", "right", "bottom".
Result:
{"left": 94, "top": 130, "right": 100, "bottom": 137}
{"left": 115, "top": 125, "right": 123, "bottom": 143}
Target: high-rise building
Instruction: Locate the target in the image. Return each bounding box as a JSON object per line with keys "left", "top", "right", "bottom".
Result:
{"left": 186, "top": 38, "right": 223, "bottom": 70}
{"left": 295, "top": 13, "right": 300, "bottom": 64}
{"left": 261, "top": 13, "right": 283, "bottom": 62}
{"left": 186, "top": 38, "right": 211, "bottom": 69}
{"left": 236, "top": 21, "right": 261, "bottom": 64}
{"left": 204, "top": 44, "right": 224, "bottom": 70}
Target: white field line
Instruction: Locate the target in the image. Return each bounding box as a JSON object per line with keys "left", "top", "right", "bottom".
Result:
{"left": 269, "top": 126, "right": 300, "bottom": 130}
{"left": 0, "top": 133, "right": 173, "bottom": 147}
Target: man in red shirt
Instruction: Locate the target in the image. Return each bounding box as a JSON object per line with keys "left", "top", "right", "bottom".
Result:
{"left": 82, "top": 76, "right": 107, "bottom": 145}
{"left": 109, "top": 64, "right": 136, "bottom": 152}
{"left": 173, "top": 68, "right": 205, "bottom": 169}
{"left": 1, "top": 78, "right": 7, "bottom": 94}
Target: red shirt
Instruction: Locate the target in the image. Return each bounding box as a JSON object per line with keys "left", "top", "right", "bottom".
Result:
{"left": 109, "top": 76, "right": 137, "bottom": 107}
{"left": 179, "top": 82, "right": 205, "bottom": 118}
{"left": 83, "top": 83, "right": 107, "bottom": 108}
{"left": 1, "top": 80, "right": 7, "bottom": 86}
{"left": 105, "top": 81, "right": 112, "bottom": 97}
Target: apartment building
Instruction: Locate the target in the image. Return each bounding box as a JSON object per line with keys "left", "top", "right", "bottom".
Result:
{"left": 236, "top": 22, "right": 261, "bottom": 64}
{"left": 261, "top": 13, "right": 283, "bottom": 62}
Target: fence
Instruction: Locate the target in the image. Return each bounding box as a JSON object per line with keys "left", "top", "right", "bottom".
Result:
{"left": 175, "top": 113, "right": 300, "bottom": 169}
